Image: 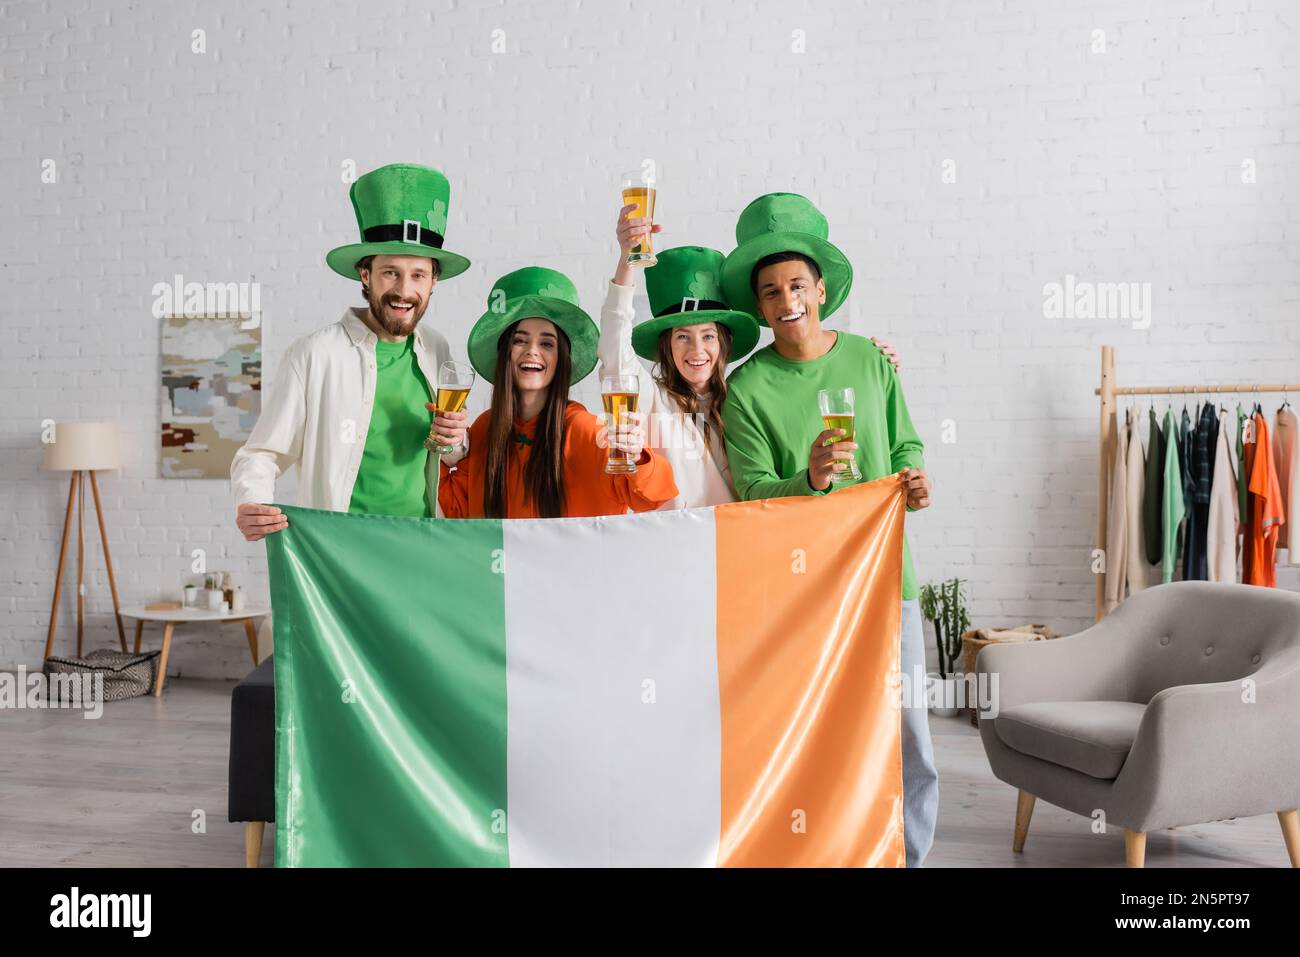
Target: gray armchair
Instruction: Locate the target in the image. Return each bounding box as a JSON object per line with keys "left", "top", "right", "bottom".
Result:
{"left": 976, "top": 580, "right": 1300, "bottom": 867}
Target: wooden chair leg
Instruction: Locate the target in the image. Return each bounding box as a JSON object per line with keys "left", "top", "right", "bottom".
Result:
{"left": 133, "top": 619, "right": 143, "bottom": 655}
{"left": 154, "top": 623, "right": 176, "bottom": 697}
{"left": 1279, "top": 810, "right": 1299, "bottom": 867}
{"left": 243, "top": 619, "right": 259, "bottom": 666}
{"left": 1125, "top": 829, "right": 1146, "bottom": 868}
{"left": 244, "top": 821, "right": 265, "bottom": 868}
{"left": 1013, "top": 790, "right": 1035, "bottom": 852}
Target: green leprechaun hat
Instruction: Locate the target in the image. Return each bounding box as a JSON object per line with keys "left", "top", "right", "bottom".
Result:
{"left": 637, "top": 246, "right": 761, "bottom": 363}
{"left": 467, "top": 267, "right": 599, "bottom": 384}
{"left": 326, "top": 163, "right": 472, "bottom": 281}
{"left": 720, "top": 192, "right": 853, "bottom": 325}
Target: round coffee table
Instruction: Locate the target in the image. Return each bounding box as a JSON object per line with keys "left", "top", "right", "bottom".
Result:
{"left": 118, "top": 604, "right": 270, "bottom": 697}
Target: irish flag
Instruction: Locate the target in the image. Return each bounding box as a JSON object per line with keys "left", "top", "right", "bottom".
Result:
{"left": 266, "top": 473, "right": 908, "bottom": 867}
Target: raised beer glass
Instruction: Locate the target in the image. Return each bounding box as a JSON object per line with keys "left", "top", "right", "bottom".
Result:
{"left": 818, "top": 387, "right": 862, "bottom": 485}
{"left": 620, "top": 169, "right": 657, "bottom": 267}
{"left": 425, "top": 360, "right": 475, "bottom": 455}
{"left": 602, "top": 374, "right": 640, "bottom": 474}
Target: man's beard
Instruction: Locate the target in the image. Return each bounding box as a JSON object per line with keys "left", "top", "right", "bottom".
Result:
{"left": 365, "top": 288, "right": 429, "bottom": 337}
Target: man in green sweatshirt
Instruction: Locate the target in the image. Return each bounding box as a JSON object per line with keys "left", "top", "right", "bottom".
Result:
{"left": 720, "top": 192, "right": 936, "bottom": 866}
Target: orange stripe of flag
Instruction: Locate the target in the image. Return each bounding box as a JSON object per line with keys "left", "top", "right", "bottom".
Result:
{"left": 714, "top": 474, "right": 908, "bottom": 867}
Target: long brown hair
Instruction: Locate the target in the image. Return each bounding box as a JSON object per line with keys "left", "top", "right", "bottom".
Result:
{"left": 482, "top": 319, "right": 572, "bottom": 518}
{"left": 652, "top": 322, "right": 733, "bottom": 453}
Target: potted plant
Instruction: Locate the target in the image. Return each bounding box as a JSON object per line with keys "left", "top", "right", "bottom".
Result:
{"left": 204, "top": 574, "right": 222, "bottom": 611}
{"left": 918, "top": 577, "right": 970, "bottom": 718}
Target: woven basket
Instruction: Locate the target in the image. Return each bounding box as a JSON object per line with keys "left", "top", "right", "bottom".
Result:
{"left": 44, "top": 648, "right": 160, "bottom": 703}
{"left": 961, "top": 624, "right": 1060, "bottom": 727}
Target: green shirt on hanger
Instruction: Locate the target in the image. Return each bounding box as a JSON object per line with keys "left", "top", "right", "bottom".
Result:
{"left": 1142, "top": 407, "right": 1165, "bottom": 565}
{"left": 348, "top": 335, "right": 434, "bottom": 518}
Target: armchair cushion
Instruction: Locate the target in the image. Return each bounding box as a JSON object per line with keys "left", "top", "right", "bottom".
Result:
{"left": 994, "top": 700, "right": 1147, "bottom": 780}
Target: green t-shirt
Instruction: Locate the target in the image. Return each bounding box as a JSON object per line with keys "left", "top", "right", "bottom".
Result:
{"left": 1161, "top": 407, "right": 1186, "bottom": 583}
{"left": 348, "top": 335, "right": 434, "bottom": 517}
{"left": 722, "top": 330, "right": 926, "bottom": 599}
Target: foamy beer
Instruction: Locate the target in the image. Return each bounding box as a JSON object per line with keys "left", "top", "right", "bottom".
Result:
{"left": 425, "top": 360, "right": 475, "bottom": 454}
{"left": 602, "top": 374, "right": 640, "bottom": 474}
{"left": 818, "top": 387, "right": 862, "bottom": 484}
{"left": 620, "top": 169, "right": 657, "bottom": 266}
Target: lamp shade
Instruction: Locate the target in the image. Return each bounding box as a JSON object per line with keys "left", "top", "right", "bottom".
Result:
{"left": 41, "top": 421, "right": 124, "bottom": 471}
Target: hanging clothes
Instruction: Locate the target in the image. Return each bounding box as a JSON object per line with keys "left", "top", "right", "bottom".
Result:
{"left": 1178, "top": 403, "right": 1195, "bottom": 580}
{"left": 1236, "top": 403, "right": 1249, "bottom": 521}
{"left": 1243, "top": 409, "right": 1284, "bottom": 587}
{"left": 1181, "top": 402, "right": 1216, "bottom": 581}
{"left": 1241, "top": 410, "right": 1257, "bottom": 581}
{"left": 1142, "top": 406, "right": 1166, "bottom": 565}
{"left": 1207, "top": 407, "right": 1239, "bottom": 582}
{"left": 1275, "top": 406, "right": 1299, "bottom": 563}
{"left": 1124, "top": 407, "right": 1148, "bottom": 594}
{"left": 1104, "top": 408, "right": 1128, "bottom": 613}
{"left": 1161, "top": 407, "right": 1186, "bottom": 584}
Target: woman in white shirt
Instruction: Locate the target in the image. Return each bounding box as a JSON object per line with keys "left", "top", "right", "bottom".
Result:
{"left": 598, "top": 209, "right": 902, "bottom": 509}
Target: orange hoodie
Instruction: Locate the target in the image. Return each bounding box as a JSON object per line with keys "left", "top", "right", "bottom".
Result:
{"left": 438, "top": 400, "right": 678, "bottom": 519}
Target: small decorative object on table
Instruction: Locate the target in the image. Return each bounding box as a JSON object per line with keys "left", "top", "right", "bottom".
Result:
{"left": 919, "top": 577, "right": 970, "bottom": 718}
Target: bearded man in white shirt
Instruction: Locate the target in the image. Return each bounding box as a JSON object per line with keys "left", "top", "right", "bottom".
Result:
{"left": 232, "top": 164, "right": 472, "bottom": 541}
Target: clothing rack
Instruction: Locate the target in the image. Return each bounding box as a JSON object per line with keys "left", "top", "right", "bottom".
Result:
{"left": 1093, "top": 345, "right": 1300, "bottom": 621}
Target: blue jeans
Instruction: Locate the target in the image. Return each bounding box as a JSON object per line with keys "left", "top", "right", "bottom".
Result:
{"left": 900, "top": 598, "right": 939, "bottom": 866}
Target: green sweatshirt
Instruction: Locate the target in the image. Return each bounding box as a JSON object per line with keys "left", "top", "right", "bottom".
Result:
{"left": 722, "top": 331, "right": 925, "bottom": 599}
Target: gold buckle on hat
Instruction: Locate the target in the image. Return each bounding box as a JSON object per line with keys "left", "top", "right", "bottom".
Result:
{"left": 402, "top": 219, "right": 421, "bottom": 244}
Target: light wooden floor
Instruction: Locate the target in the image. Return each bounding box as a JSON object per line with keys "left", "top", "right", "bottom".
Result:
{"left": 1, "top": 676, "right": 257, "bottom": 867}
{"left": 0, "top": 676, "right": 1292, "bottom": 867}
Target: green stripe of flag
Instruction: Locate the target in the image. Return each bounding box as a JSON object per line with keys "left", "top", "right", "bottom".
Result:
{"left": 266, "top": 507, "right": 509, "bottom": 866}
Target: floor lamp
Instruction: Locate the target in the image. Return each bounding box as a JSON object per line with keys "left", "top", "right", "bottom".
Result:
{"left": 42, "top": 421, "right": 127, "bottom": 659}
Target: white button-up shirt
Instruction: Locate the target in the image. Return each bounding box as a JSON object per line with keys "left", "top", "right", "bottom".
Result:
{"left": 231, "top": 307, "right": 465, "bottom": 517}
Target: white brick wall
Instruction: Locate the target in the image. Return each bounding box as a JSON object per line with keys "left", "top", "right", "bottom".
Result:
{"left": 3, "top": 0, "right": 1298, "bottom": 676}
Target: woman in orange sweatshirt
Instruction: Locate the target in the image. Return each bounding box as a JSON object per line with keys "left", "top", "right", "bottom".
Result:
{"left": 438, "top": 267, "right": 678, "bottom": 519}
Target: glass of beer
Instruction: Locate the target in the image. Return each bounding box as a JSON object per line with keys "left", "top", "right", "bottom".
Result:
{"left": 425, "top": 360, "right": 475, "bottom": 454}
{"left": 620, "top": 169, "right": 657, "bottom": 267}
{"left": 818, "top": 387, "right": 862, "bottom": 485}
{"left": 602, "top": 374, "right": 640, "bottom": 474}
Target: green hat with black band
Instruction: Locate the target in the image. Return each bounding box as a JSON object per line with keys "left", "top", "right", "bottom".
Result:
{"left": 467, "top": 267, "right": 599, "bottom": 384}
{"left": 326, "top": 163, "right": 471, "bottom": 281}
{"left": 720, "top": 192, "right": 853, "bottom": 325}
{"left": 636, "top": 246, "right": 761, "bottom": 363}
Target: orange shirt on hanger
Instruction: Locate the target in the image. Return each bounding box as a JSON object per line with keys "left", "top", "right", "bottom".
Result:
{"left": 1243, "top": 410, "right": 1285, "bottom": 587}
